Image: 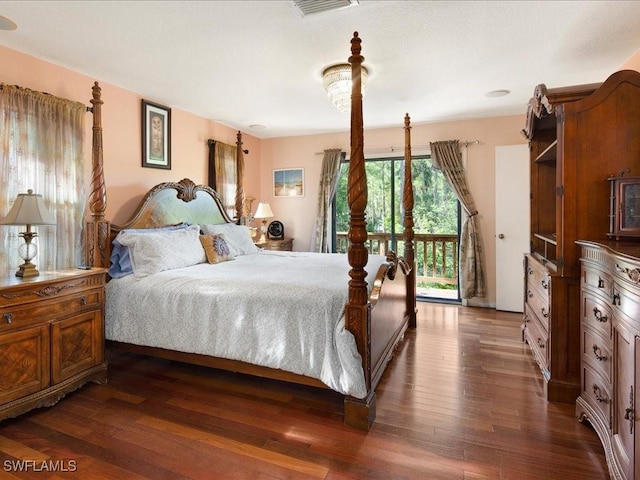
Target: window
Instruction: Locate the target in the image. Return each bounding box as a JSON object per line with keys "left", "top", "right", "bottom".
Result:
{"left": 333, "top": 155, "right": 460, "bottom": 300}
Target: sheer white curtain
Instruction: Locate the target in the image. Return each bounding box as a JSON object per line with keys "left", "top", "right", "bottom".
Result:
{"left": 0, "top": 84, "right": 86, "bottom": 276}
{"left": 209, "top": 139, "right": 244, "bottom": 222}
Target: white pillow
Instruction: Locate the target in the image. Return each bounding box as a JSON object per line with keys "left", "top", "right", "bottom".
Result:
{"left": 116, "top": 224, "right": 206, "bottom": 277}
{"left": 201, "top": 223, "right": 259, "bottom": 256}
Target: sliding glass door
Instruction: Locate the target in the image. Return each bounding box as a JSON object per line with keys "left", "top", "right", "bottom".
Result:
{"left": 333, "top": 156, "right": 460, "bottom": 301}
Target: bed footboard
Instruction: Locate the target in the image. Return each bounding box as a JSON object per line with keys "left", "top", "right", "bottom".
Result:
{"left": 343, "top": 253, "right": 412, "bottom": 430}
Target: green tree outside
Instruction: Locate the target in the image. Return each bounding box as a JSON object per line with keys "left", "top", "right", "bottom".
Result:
{"left": 334, "top": 156, "right": 459, "bottom": 292}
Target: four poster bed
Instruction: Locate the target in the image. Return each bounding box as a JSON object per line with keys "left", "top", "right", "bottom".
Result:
{"left": 85, "top": 32, "right": 417, "bottom": 430}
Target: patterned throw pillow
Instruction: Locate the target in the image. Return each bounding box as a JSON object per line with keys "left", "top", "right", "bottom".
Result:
{"left": 199, "top": 234, "right": 235, "bottom": 264}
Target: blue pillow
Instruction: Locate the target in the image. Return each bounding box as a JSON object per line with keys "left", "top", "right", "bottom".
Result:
{"left": 108, "top": 223, "right": 190, "bottom": 278}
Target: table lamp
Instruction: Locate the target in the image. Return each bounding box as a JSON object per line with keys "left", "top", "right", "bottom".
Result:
{"left": 254, "top": 202, "right": 274, "bottom": 243}
{"left": 1, "top": 189, "right": 56, "bottom": 277}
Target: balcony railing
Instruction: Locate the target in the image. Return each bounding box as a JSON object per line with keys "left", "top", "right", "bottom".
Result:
{"left": 335, "top": 232, "right": 459, "bottom": 287}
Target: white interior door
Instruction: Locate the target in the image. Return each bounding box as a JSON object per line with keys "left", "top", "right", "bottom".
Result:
{"left": 495, "top": 145, "right": 529, "bottom": 312}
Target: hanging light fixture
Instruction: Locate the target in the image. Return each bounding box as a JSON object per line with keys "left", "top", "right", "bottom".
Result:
{"left": 322, "top": 63, "right": 368, "bottom": 113}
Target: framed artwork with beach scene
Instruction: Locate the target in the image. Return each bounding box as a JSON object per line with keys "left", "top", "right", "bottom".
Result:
{"left": 273, "top": 168, "right": 304, "bottom": 197}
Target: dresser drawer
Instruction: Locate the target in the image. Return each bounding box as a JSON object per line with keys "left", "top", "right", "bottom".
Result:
{"left": 525, "top": 288, "right": 550, "bottom": 332}
{"left": 581, "top": 264, "right": 612, "bottom": 298}
{"left": 524, "top": 305, "right": 549, "bottom": 374}
{"left": 581, "top": 327, "right": 612, "bottom": 385}
{"left": 581, "top": 364, "right": 611, "bottom": 429}
{"left": 0, "top": 288, "right": 103, "bottom": 333}
{"left": 612, "top": 281, "right": 640, "bottom": 332}
{"left": 581, "top": 291, "right": 612, "bottom": 339}
{"left": 526, "top": 256, "right": 551, "bottom": 297}
{"left": 611, "top": 257, "right": 640, "bottom": 289}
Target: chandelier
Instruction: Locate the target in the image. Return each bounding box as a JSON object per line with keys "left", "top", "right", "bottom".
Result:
{"left": 322, "top": 63, "right": 368, "bottom": 113}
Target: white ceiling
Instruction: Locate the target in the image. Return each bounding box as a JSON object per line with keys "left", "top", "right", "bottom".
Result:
{"left": 1, "top": 1, "right": 640, "bottom": 139}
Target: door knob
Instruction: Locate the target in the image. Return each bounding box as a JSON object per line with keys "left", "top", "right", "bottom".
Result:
{"left": 498, "top": 233, "right": 505, "bottom": 239}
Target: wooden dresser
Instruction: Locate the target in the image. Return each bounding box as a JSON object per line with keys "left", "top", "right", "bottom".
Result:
{"left": 577, "top": 241, "right": 640, "bottom": 480}
{"left": 0, "top": 268, "right": 107, "bottom": 421}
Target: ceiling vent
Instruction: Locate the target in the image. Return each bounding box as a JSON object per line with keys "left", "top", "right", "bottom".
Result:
{"left": 293, "top": 0, "right": 359, "bottom": 17}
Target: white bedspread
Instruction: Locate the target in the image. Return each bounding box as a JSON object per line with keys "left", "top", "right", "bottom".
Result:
{"left": 105, "top": 251, "right": 388, "bottom": 399}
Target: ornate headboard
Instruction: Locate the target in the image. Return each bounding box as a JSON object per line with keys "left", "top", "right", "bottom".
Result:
{"left": 110, "top": 178, "right": 233, "bottom": 238}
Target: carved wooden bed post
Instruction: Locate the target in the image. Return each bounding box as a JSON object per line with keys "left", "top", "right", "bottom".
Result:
{"left": 403, "top": 114, "right": 417, "bottom": 328}
{"left": 235, "top": 131, "right": 245, "bottom": 223}
{"left": 85, "top": 82, "right": 110, "bottom": 268}
{"left": 343, "top": 32, "right": 375, "bottom": 430}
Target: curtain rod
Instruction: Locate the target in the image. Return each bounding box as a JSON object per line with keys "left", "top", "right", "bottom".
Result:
{"left": 314, "top": 140, "right": 480, "bottom": 155}
{"left": 0, "top": 83, "right": 93, "bottom": 112}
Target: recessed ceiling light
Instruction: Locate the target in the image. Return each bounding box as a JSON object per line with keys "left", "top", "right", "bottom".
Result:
{"left": 249, "top": 124, "right": 266, "bottom": 130}
{"left": 485, "top": 89, "right": 511, "bottom": 98}
{"left": 0, "top": 15, "right": 17, "bottom": 31}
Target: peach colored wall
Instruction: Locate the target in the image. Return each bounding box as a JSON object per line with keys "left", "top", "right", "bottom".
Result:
{"left": 260, "top": 116, "right": 526, "bottom": 308}
{"left": 621, "top": 47, "right": 640, "bottom": 72}
{"left": 7, "top": 41, "right": 640, "bottom": 309}
{"left": 1, "top": 45, "right": 261, "bottom": 225}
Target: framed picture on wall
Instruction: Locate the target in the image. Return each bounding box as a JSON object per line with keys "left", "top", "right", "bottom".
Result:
{"left": 142, "top": 99, "right": 171, "bottom": 169}
{"left": 273, "top": 168, "right": 304, "bottom": 197}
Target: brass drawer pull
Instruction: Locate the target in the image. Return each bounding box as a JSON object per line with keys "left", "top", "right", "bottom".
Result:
{"left": 537, "top": 338, "right": 545, "bottom": 349}
{"left": 612, "top": 292, "right": 621, "bottom": 306}
{"left": 540, "top": 280, "right": 548, "bottom": 290}
{"left": 615, "top": 263, "right": 627, "bottom": 274}
{"left": 80, "top": 296, "right": 87, "bottom": 306}
{"left": 597, "top": 277, "right": 605, "bottom": 288}
{"left": 592, "top": 344, "right": 607, "bottom": 361}
{"left": 527, "top": 290, "right": 533, "bottom": 298}
{"left": 540, "top": 307, "right": 549, "bottom": 318}
{"left": 3, "top": 313, "right": 11, "bottom": 324}
{"left": 593, "top": 384, "right": 609, "bottom": 404}
{"left": 593, "top": 307, "right": 608, "bottom": 323}
{"left": 624, "top": 386, "right": 635, "bottom": 434}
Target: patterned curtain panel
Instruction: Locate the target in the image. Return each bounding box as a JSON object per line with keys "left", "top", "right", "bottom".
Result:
{"left": 311, "top": 149, "right": 343, "bottom": 252}
{"left": 0, "top": 84, "right": 85, "bottom": 276}
{"left": 430, "top": 140, "right": 487, "bottom": 299}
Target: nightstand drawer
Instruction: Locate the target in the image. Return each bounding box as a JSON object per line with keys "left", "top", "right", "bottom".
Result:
{"left": 0, "top": 288, "right": 102, "bottom": 332}
{"left": 256, "top": 238, "right": 293, "bottom": 251}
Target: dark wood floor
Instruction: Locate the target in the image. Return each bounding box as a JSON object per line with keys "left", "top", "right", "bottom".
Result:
{"left": 0, "top": 303, "right": 609, "bottom": 479}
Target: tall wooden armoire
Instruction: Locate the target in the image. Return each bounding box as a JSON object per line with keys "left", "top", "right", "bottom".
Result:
{"left": 522, "top": 70, "right": 640, "bottom": 403}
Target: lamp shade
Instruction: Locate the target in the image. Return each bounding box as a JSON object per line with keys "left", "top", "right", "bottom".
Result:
{"left": 322, "top": 63, "right": 368, "bottom": 113}
{"left": 254, "top": 202, "right": 274, "bottom": 219}
{"left": 1, "top": 190, "right": 56, "bottom": 226}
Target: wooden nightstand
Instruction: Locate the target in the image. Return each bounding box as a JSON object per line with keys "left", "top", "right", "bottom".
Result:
{"left": 255, "top": 237, "right": 293, "bottom": 251}
{"left": 0, "top": 268, "right": 108, "bottom": 422}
